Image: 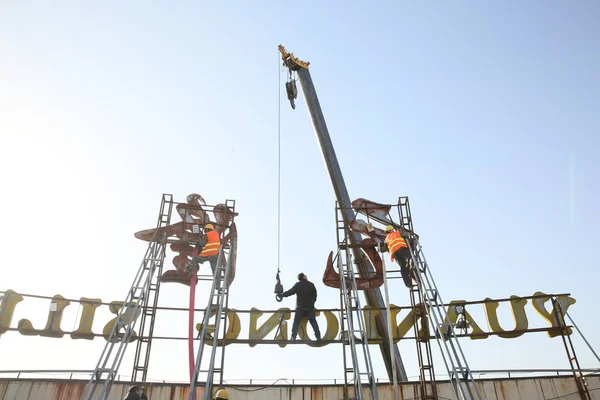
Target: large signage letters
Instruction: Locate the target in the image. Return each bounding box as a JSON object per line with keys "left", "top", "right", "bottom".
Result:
{"left": 0, "top": 290, "right": 575, "bottom": 346}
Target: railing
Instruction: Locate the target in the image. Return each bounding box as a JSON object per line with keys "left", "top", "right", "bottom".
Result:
{"left": 0, "top": 369, "right": 599, "bottom": 384}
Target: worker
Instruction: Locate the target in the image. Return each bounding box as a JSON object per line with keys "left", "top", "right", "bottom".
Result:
{"left": 187, "top": 223, "right": 221, "bottom": 276}
{"left": 124, "top": 385, "right": 141, "bottom": 400}
{"left": 280, "top": 273, "right": 322, "bottom": 341}
{"left": 214, "top": 388, "right": 229, "bottom": 400}
{"left": 381, "top": 225, "right": 415, "bottom": 288}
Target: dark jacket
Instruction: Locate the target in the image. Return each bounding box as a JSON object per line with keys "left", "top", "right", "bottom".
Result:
{"left": 282, "top": 280, "right": 317, "bottom": 310}
{"left": 124, "top": 392, "right": 141, "bottom": 400}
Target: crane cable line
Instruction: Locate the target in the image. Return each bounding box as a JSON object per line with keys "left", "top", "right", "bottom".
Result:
{"left": 277, "top": 49, "right": 282, "bottom": 276}
{"left": 274, "top": 50, "right": 284, "bottom": 302}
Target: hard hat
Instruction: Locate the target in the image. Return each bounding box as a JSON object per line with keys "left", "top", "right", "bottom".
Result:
{"left": 385, "top": 225, "right": 394, "bottom": 232}
{"left": 205, "top": 223, "right": 215, "bottom": 231}
{"left": 215, "top": 388, "right": 229, "bottom": 399}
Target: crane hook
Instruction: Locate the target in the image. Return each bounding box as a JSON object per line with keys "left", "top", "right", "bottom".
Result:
{"left": 274, "top": 271, "right": 284, "bottom": 302}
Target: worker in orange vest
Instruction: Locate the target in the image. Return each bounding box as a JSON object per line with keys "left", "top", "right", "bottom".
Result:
{"left": 188, "top": 223, "right": 221, "bottom": 276}
{"left": 381, "top": 225, "right": 414, "bottom": 288}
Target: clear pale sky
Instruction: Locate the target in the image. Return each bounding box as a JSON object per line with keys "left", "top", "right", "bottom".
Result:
{"left": 1, "top": 1, "right": 599, "bottom": 385}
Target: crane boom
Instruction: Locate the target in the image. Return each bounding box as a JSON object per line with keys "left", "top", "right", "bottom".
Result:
{"left": 279, "top": 45, "right": 407, "bottom": 382}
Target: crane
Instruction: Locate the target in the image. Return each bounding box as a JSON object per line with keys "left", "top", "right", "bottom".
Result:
{"left": 278, "top": 45, "right": 408, "bottom": 384}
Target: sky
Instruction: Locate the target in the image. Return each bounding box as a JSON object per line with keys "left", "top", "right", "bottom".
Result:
{"left": 0, "top": 0, "right": 599, "bottom": 387}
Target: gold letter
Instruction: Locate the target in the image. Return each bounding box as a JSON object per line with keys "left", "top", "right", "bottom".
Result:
{"left": 18, "top": 295, "right": 71, "bottom": 337}
{"left": 362, "top": 306, "right": 383, "bottom": 344}
{"left": 197, "top": 308, "right": 242, "bottom": 346}
{"left": 396, "top": 304, "right": 429, "bottom": 341}
{"left": 249, "top": 308, "right": 291, "bottom": 347}
{"left": 39, "top": 295, "right": 71, "bottom": 338}
{"left": 71, "top": 298, "right": 102, "bottom": 340}
{"left": 102, "top": 301, "right": 142, "bottom": 342}
{"left": 532, "top": 292, "right": 576, "bottom": 337}
{"left": 484, "top": 296, "right": 529, "bottom": 338}
{"left": 297, "top": 310, "right": 339, "bottom": 348}
{"left": 0, "top": 290, "right": 24, "bottom": 336}
{"left": 223, "top": 309, "right": 241, "bottom": 342}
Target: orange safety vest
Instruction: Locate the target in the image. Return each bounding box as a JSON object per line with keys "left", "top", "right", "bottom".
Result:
{"left": 200, "top": 230, "right": 220, "bottom": 257}
{"left": 385, "top": 231, "right": 407, "bottom": 261}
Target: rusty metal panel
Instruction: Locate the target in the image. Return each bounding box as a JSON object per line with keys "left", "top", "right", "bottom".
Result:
{"left": 549, "top": 376, "right": 585, "bottom": 399}
{"left": 1, "top": 377, "right": 600, "bottom": 399}
{"left": 0, "top": 382, "right": 7, "bottom": 399}
{"left": 51, "top": 381, "right": 84, "bottom": 400}
{"left": 478, "top": 380, "right": 499, "bottom": 400}
{"left": 537, "top": 378, "right": 560, "bottom": 399}
{"left": 22, "top": 382, "right": 50, "bottom": 400}
{"left": 517, "top": 378, "right": 544, "bottom": 399}
{"left": 107, "top": 383, "right": 126, "bottom": 400}
{"left": 494, "top": 380, "right": 520, "bottom": 400}
{"left": 436, "top": 382, "right": 458, "bottom": 400}
{"left": 140, "top": 384, "right": 190, "bottom": 400}
{"left": 589, "top": 375, "right": 600, "bottom": 393}
{"left": 2, "top": 381, "right": 33, "bottom": 399}
{"left": 375, "top": 384, "right": 414, "bottom": 400}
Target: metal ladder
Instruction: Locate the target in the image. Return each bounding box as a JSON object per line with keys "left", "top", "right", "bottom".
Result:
{"left": 408, "top": 274, "right": 438, "bottom": 399}
{"left": 81, "top": 194, "right": 173, "bottom": 400}
{"left": 188, "top": 227, "right": 233, "bottom": 400}
{"left": 131, "top": 196, "right": 174, "bottom": 383}
{"left": 398, "top": 198, "right": 482, "bottom": 400}
{"left": 552, "top": 297, "right": 592, "bottom": 400}
{"left": 337, "top": 246, "right": 378, "bottom": 400}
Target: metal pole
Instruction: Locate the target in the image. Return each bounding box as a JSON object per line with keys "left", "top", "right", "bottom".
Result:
{"left": 565, "top": 311, "right": 600, "bottom": 365}
{"left": 381, "top": 256, "right": 400, "bottom": 400}
{"left": 295, "top": 66, "right": 407, "bottom": 381}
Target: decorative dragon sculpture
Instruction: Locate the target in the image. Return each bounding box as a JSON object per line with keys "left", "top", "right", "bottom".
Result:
{"left": 322, "top": 198, "right": 413, "bottom": 290}
{"left": 134, "top": 193, "right": 238, "bottom": 287}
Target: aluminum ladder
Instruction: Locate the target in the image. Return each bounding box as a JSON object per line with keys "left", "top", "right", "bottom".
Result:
{"left": 397, "top": 197, "right": 482, "bottom": 400}
{"left": 407, "top": 269, "right": 438, "bottom": 399}
{"left": 552, "top": 298, "right": 592, "bottom": 400}
{"left": 338, "top": 246, "right": 378, "bottom": 400}
{"left": 408, "top": 241, "right": 482, "bottom": 399}
{"left": 187, "top": 228, "right": 233, "bottom": 400}
{"left": 81, "top": 194, "right": 173, "bottom": 400}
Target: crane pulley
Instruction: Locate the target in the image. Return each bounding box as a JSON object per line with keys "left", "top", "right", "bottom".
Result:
{"left": 285, "top": 77, "right": 297, "bottom": 109}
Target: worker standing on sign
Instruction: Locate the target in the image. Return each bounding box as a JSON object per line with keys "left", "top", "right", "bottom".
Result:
{"left": 381, "top": 225, "right": 415, "bottom": 288}
{"left": 281, "top": 273, "right": 322, "bottom": 341}
{"left": 188, "top": 223, "right": 221, "bottom": 276}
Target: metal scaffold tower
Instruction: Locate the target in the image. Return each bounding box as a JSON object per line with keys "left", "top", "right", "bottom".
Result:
{"left": 188, "top": 200, "right": 237, "bottom": 400}
{"left": 131, "top": 197, "right": 173, "bottom": 383}
{"left": 81, "top": 194, "right": 174, "bottom": 400}
{"left": 335, "top": 204, "right": 378, "bottom": 400}
{"left": 397, "top": 196, "right": 482, "bottom": 400}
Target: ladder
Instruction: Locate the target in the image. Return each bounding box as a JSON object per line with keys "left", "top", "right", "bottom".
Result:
{"left": 337, "top": 246, "right": 378, "bottom": 400}
{"left": 131, "top": 196, "right": 173, "bottom": 383}
{"left": 188, "top": 225, "right": 234, "bottom": 400}
{"left": 552, "top": 297, "right": 592, "bottom": 400}
{"left": 81, "top": 194, "right": 173, "bottom": 400}
{"left": 408, "top": 274, "right": 437, "bottom": 399}
{"left": 398, "top": 197, "right": 482, "bottom": 400}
